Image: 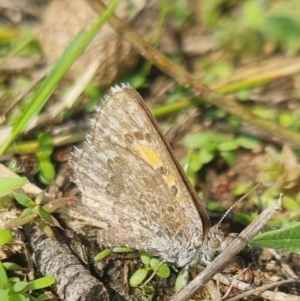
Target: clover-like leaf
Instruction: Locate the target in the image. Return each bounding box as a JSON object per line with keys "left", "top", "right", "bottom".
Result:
{"left": 156, "top": 263, "right": 170, "bottom": 278}
{"left": 149, "top": 258, "right": 170, "bottom": 278}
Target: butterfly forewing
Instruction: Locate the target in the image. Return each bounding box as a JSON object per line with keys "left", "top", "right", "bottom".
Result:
{"left": 71, "top": 85, "right": 209, "bottom": 266}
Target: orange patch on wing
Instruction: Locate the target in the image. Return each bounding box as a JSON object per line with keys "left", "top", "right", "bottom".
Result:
{"left": 135, "top": 144, "right": 163, "bottom": 167}
{"left": 164, "top": 174, "right": 176, "bottom": 185}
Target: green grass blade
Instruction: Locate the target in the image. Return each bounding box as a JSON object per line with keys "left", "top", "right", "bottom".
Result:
{"left": 0, "top": 0, "right": 120, "bottom": 155}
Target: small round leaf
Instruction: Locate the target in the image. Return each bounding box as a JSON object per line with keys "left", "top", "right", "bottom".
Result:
{"left": 129, "top": 269, "right": 148, "bottom": 287}
{"left": 13, "top": 281, "right": 28, "bottom": 293}
{"left": 175, "top": 269, "right": 187, "bottom": 292}
{"left": 149, "top": 258, "right": 161, "bottom": 271}
{"left": 139, "top": 251, "right": 151, "bottom": 265}
{"left": 156, "top": 263, "right": 170, "bottom": 278}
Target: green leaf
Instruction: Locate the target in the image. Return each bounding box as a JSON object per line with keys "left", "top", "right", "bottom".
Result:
{"left": 13, "top": 193, "right": 35, "bottom": 208}
{"left": 84, "top": 82, "right": 102, "bottom": 98}
{"left": 236, "top": 136, "right": 260, "bottom": 149}
{"left": 236, "top": 89, "right": 251, "bottom": 102}
{"left": 139, "top": 251, "right": 151, "bottom": 265}
{"left": 13, "top": 281, "right": 28, "bottom": 293}
{"left": 149, "top": 258, "right": 170, "bottom": 277}
{"left": 36, "top": 221, "right": 55, "bottom": 239}
{"left": 243, "top": 1, "right": 265, "bottom": 30}
{"left": 0, "top": 177, "right": 28, "bottom": 197}
{"left": 206, "top": 200, "right": 224, "bottom": 212}
{"left": 265, "top": 15, "right": 300, "bottom": 43}
{"left": 8, "top": 293, "right": 26, "bottom": 301}
{"left": 175, "top": 269, "right": 187, "bottom": 292}
{"left": 37, "top": 133, "right": 54, "bottom": 157}
{"left": 217, "top": 140, "right": 239, "bottom": 151}
{"left": 156, "top": 263, "right": 170, "bottom": 278}
{"left": 38, "top": 160, "right": 56, "bottom": 184}
{"left": 149, "top": 258, "right": 161, "bottom": 271}
{"left": 219, "top": 150, "right": 236, "bottom": 165}
{"left": 94, "top": 249, "right": 112, "bottom": 261}
{"left": 184, "top": 133, "right": 208, "bottom": 148}
{"left": 29, "top": 206, "right": 40, "bottom": 214}
{"left": 0, "top": 262, "right": 9, "bottom": 288}
{"left": 185, "top": 153, "right": 201, "bottom": 174}
{"left": 42, "top": 197, "right": 72, "bottom": 213}
{"left": 201, "top": 140, "right": 219, "bottom": 152}
{"left": 2, "top": 262, "right": 20, "bottom": 271}
{"left": 9, "top": 277, "right": 20, "bottom": 283}
{"left": 203, "top": 107, "right": 227, "bottom": 119}
{"left": 20, "top": 207, "right": 33, "bottom": 217}
{"left": 26, "top": 276, "right": 55, "bottom": 291}
{"left": 37, "top": 293, "right": 50, "bottom": 301}
{"left": 252, "top": 106, "right": 275, "bottom": 120}
{"left": 0, "top": 289, "right": 9, "bottom": 300}
{"left": 5, "top": 213, "right": 37, "bottom": 229}
{"left": 282, "top": 195, "right": 300, "bottom": 211}
{"left": 34, "top": 194, "right": 44, "bottom": 206}
{"left": 228, "top": 116, "right": 241, "bottom": 129}
{"left": 129, "top": 269, "right": 148, "bottom": 287}
{"left": 235, "top": 212, "right": 256, "bottom": 226}
{"left": 198, "top": 148, "right": 215, "bottom": 164}
{"left": 0, "top": 229, "right": 13, "bottom": 246}
{"left": 206, "top": 132, "right": 228, "bottom": 144}
{"left": 232, "top": 182, "right": 253, "bottom": 196}
{"left": 112, "top": 247, "right": 135, "bottom": 253}
{"left": 251, "top": 223, "right": 300, "bottom": 253}
{"left": 278, "top": 113, "right": 293, "bottom": 127}
{"left": 38, "top": 208, "right": 61, "bottom": 227}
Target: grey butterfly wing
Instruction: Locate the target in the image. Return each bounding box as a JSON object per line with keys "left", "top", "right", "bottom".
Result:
{"left": 71, "top": 85, "right": 209, "bottom": 266}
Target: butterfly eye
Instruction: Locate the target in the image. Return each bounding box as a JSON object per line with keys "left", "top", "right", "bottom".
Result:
{"left": 209, "top": 237, "right": 221, "bottom": 250}
{"left": 207, "top": 225, "right": 225, "bottom": 252}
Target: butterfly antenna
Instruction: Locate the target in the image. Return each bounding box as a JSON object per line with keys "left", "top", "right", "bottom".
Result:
{"left": 216, "top": 182, "right": 262, "bottom": 228}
